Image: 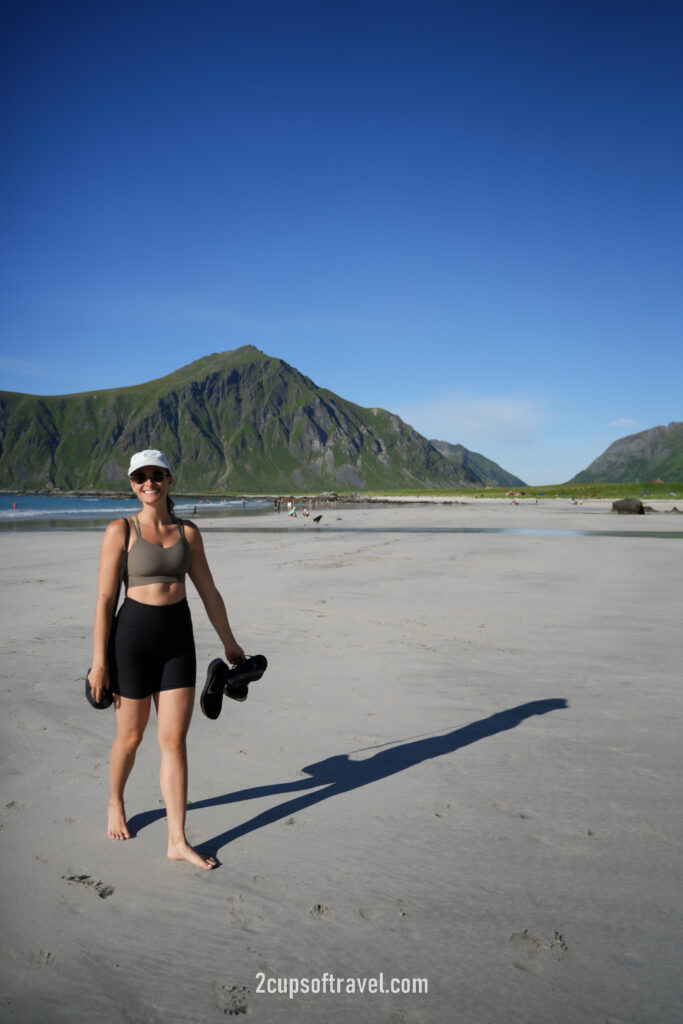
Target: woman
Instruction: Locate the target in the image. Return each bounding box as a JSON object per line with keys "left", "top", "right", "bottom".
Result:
{"left": 90, "top": 449, "right": 244, "bottom": 870}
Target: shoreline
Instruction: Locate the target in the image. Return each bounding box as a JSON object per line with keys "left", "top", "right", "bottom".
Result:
{"left": 2, "top": 497, "right": 682, "bottom": 534}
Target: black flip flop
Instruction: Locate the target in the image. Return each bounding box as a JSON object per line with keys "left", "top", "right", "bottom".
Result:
{"left": 85, "top": 669, "right": 114, "bottom": 710}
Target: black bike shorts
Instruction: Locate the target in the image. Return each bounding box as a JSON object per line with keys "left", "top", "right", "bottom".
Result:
{"left": 109, "top": 597, "right": 196, "bottom": 700}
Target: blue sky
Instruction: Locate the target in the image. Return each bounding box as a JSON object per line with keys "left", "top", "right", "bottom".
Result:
{"left": 1, "top": 0, "right": 681, "bottom": 483}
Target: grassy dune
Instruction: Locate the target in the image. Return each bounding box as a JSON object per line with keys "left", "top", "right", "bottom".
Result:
{"left": 333, "top": 481, "right": 682, "bottom": 500}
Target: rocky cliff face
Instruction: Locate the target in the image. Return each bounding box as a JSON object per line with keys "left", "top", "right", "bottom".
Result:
{"left": 430, "top": 440, "right": 526, "bottom": 488}
{"left": 570, "top": 422, "right": 683, "bottom": 484}
{"left": 0, "top": 346, "right": 523, "bottom": 492}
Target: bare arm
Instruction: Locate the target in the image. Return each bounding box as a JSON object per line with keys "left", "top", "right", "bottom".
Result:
{"left": 90, "top": 519, "right": 126, "bottom": 701}
{"left": 185, "top": 522, "right": 245, "bottom": 664}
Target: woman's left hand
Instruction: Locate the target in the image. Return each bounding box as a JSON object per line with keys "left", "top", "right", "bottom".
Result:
{"left": 225, "top": 642, "right": 246, "bottom": 665}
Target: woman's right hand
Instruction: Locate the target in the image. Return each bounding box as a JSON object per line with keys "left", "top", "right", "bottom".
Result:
{"left": 88, "top": 664, "right": 109, "bottom": 704}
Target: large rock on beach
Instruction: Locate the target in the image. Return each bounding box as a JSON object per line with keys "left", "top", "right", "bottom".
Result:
{"left": 612, "top": 498, "right": 645, "bottom": 515}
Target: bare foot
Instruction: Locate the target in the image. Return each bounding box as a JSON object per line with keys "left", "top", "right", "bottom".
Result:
{"left": 107, "top": 798, "right": 130, "bottom": 840}
{"left": 167, "top": 840, "right": 217, "bottom": 870}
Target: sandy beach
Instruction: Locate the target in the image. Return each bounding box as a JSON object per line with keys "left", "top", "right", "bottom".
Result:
{"left": 1, "top": 499, "right": 681, "bottom": 1024}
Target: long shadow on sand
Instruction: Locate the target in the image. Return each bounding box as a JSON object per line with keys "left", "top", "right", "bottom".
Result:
{"left": 126, "top": 699, "right": 567, "bottom": 858}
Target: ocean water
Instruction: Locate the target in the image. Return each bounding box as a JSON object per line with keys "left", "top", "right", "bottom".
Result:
{"left": 0, "top": 494, "right": 271, "bottom": 529}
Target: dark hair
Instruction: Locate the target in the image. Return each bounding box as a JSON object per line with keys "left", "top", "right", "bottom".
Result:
{"left": 166, "top": 473, "right": 175, "bottom": 518}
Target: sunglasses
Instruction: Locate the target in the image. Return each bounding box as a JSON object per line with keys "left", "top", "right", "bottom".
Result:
{"left": 130, "top": 469, "right": 168, "bottom": 485}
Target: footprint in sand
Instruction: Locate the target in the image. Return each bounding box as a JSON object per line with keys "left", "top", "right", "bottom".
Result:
{"left": 215, "top": 984, "right": 250, "bottom": 1016}
{"left": 493, "top": 800, "right": 536, "bottom": 820}
{"left": 359, "top": 898, "right": 407, "bottom": 921}
{"left": 250, "top": 874, "right": 282, "bottom": 897}
{"left": 2, "top": 799, "right": 29, "bottom": 826}
{"left": 309, "top": 903, "right": 333, "bottom": 918}
{"left": 62, "top": 874, "right": 114, "bottom": 899}
{"left": 226, "top": 894, "right": 265, "bottom": 928}
{"left": 433, "top": 802, "right": 454, "bottom": 818}
{"left": 12, "top": 949, "right": 56, "bottom": 969}
{"left": 510, "top": 929, "right": 568, "bottom": 972}
{"left": 1, "top": 800, "right": 27, "bottom": 833}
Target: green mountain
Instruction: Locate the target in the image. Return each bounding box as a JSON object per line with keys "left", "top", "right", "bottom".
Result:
{"left": 569, "top": 421, "right": 683, "bottom": 484}
{"left": 430, "top": 440, "right": 526, "bottom": 488}
{"left": 0, "top": 346, "right": 522, "bottom": 492}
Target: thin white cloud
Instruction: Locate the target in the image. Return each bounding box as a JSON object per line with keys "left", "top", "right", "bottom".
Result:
{"left": 610, "top": 418, "right": 640, "bottom": 430}
{"left": 396, "top": 394, "right": 550, "bottom": 447}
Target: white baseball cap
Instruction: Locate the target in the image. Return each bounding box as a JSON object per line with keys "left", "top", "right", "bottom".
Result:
{"left": 127, "top": 449, "right": 171, "bottom": 476}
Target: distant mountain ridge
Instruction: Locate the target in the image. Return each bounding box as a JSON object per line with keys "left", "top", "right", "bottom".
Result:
{"left": 0, "top": 347, "right": 523, "bottom": 492}
{"left": 569, "top": 421, "right": 683, "bottom": 484}
{"left": 429, "top": 440, "right": 526, "bottom": 488}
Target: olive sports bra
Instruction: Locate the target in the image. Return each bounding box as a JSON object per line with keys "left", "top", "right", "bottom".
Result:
{"left": 126, "top": 516, "right": 191, "bottom": 588}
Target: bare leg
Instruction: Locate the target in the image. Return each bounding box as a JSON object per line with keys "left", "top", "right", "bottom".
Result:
{"left": 108, "top": 695, "right": 151, "bottom": 839}
{"left": 155, "top": 687, "right": 216, "bottom": 869}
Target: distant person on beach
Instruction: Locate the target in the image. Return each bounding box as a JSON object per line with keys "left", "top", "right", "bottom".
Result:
{"left": 90, "top": 449, "right": 245, "bottom": 870}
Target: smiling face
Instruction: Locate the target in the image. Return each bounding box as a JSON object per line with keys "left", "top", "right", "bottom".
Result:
{"left": 129, "top": 466, "right": 173, "bottom": 508}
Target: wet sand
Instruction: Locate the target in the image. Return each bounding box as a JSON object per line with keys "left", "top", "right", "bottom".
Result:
{"left": 1, "top": 500, "right": 681, "bottom": 1023}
